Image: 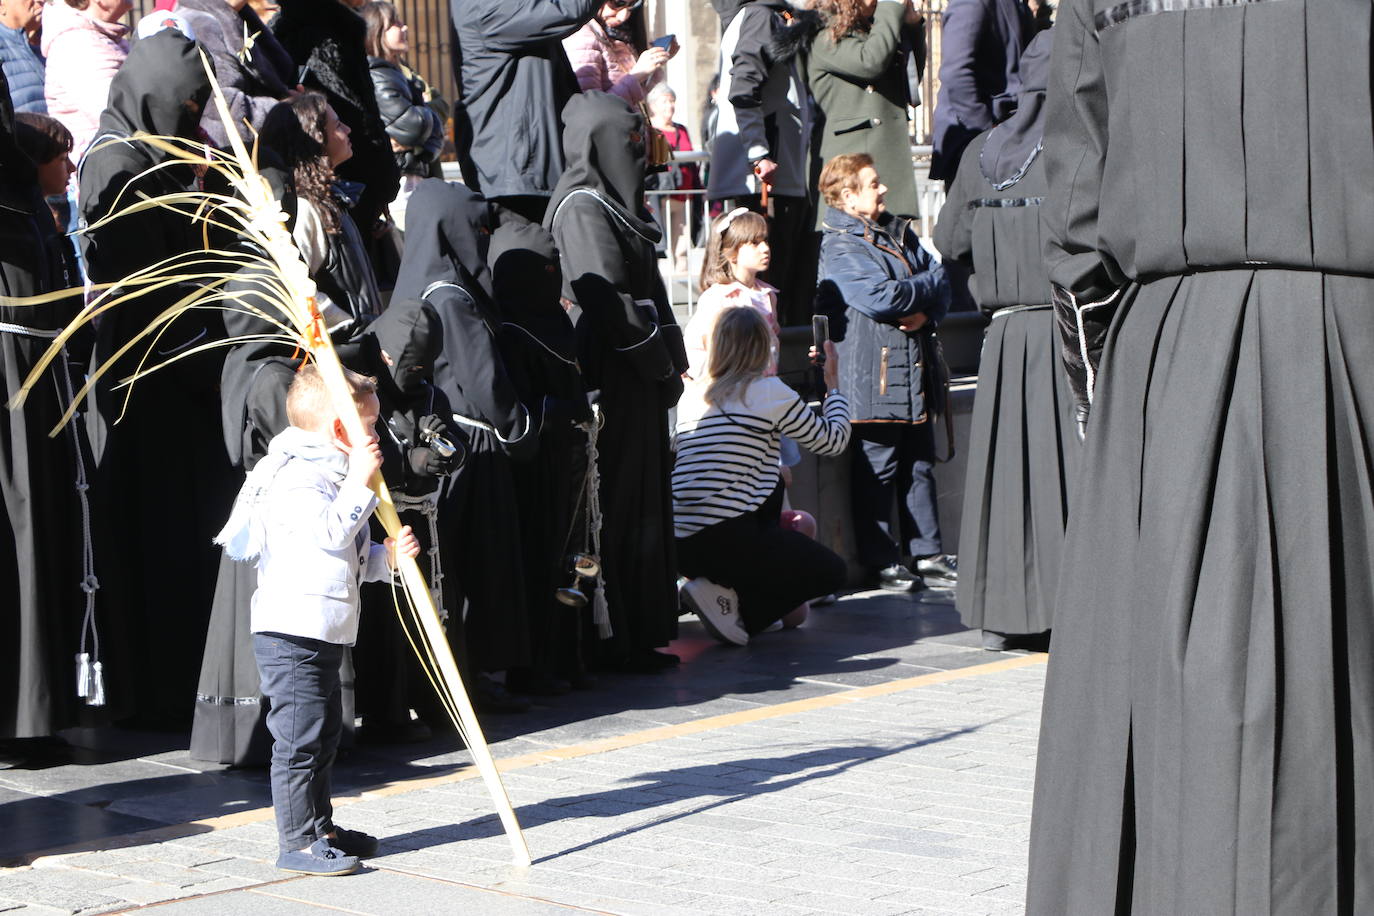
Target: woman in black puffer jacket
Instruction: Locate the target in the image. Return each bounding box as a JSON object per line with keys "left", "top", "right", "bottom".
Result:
{"left": 360, "top": 1, "right": 446, "bottom": 228}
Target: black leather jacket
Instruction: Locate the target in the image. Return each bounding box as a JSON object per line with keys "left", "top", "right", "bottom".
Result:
{"left": 367, "top": 57, "right": 445, "bottom": 176}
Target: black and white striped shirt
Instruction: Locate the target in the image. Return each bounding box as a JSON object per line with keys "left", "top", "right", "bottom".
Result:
{"left": 672, "top": 377, "right": 851, "bottom": 538}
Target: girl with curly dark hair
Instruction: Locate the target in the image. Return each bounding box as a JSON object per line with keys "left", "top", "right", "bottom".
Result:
{"left": 259, "top": 92, "right": 381, "bottom": 332}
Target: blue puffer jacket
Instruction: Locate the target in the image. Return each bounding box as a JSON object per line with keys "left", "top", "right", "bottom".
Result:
{"left": 0, "top": 25, "right": 45, "bottom": 114}
{"left": 817, "top": 206, "right": 951, "bottom": 423}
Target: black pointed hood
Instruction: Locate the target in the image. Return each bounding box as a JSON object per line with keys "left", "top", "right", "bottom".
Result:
{"left": 544, "top": 90, "right": 661, "bottom": 244}
{"left": 366, "top": 297, "right": 442, "bottom": 398}
{"left": 489, "top": 221, "right": 575, "bottom": 355}
{"left": 392, "top": 178, "right": 495, "bottom": 305}
{"left": 99, "top": 30, "right": 213, "bottom": 151}
{"left": 979, "top": 27, "right": 1052, "bottom": 189}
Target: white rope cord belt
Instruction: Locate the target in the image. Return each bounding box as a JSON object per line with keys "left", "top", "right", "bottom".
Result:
{"left": 0, "top": 322, "right": 62, "bottom": 338}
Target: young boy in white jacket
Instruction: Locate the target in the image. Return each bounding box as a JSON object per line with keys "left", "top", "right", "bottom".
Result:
{"left": 216, "top": 364, "right": 420, "bottom": 876}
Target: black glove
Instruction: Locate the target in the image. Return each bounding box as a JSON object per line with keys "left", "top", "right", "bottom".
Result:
{"left": 1052, "top": 283, "right": 1125, "bottom": 439}
{"left": 412, "top": 414, "right": 464, "bottom": 474}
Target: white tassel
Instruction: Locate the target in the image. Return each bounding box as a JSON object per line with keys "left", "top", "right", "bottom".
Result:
{"left": 76, "top": 652, "right": 92, "bottom": 698}
{"left": 87, "top": 661, "right": 106, "bottom": 707}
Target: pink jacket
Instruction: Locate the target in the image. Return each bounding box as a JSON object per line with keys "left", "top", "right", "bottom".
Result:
{"left": 42, "top": 0, "right": 129, "bottom": 161}
{"left": 562, "top": 19, "right": 654, "bottom": 106}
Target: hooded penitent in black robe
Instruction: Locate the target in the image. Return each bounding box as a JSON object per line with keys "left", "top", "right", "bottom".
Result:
{"left": 1028, "top": 5, "right": 1374, "bottom": 912}
{"left": 934, "top": 30, "right": 1075, "bottom": 642}
{"left": 545, "top": 91, "right": 687, "bottom": 669}
{"left": 490, "top": 222, "right": 593, "bottom": 691}
{"left": 394, "top": 179, "right": 535, "bottom": 676}
{"left": 354, "top": 298, "right": 463, "bottom": 735}
{"left": 0, "top": 70, "right": 114, "bottom": 739}
{"left": 79, "top": 32, "right": 234, "bottom": 730}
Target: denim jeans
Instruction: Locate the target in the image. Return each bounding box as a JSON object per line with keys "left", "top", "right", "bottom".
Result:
{"left": 850, "top": 421, "right": 943, "bottom": 567}
{"left": 253, "top": 632, "right": 345, "bottom": 853}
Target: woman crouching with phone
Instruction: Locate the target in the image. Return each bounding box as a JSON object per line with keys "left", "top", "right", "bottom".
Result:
{"left": 673, "top": 307, "right": 851, "bottom": 646}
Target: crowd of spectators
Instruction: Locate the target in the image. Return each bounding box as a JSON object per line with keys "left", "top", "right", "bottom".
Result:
{"left": 0, "top": 0, "right": 1041, "bottom": 756}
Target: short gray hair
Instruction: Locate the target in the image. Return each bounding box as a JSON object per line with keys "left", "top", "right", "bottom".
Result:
{"left": 646, "top": 83, "right": 677, "bottom": 105}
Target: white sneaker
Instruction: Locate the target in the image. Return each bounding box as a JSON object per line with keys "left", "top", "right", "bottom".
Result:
{"left": 680, "top": 577, "right": 748, "bottom": 646}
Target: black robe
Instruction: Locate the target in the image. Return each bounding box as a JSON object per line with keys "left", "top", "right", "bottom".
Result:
{"left": 1029, "top": 4, "right": 1374, "bottom": 912}
{"left": 354, "top": 298, "right": 462, "bottom": 731}
{"left": 394, "top": 180, "right": 533, "bottom": 674}
{"left": 933, "top": 31, "right": 1076, "bottom": 639}
{"left": 79, "top": 32, "right": 234, "bottom": 730}
{"left": 544, "top": 91, "right": 687, "bottom": 663}
{"left": 489, "top": 222, "right": 592, "bottom": 685}
{"left": 0, "top": 71, "right": 115, "bottom": 738}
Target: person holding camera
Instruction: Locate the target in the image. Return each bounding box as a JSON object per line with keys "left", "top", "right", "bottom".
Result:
{"left": 674, "top": 307, "right": 851, "bottom": 646}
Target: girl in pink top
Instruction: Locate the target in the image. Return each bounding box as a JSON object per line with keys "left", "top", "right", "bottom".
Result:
{"left": 684, "top": 208, "right": 779, "bottom": 381}
{"left": 562, "top": 1, "right": 674, "bottom": 106}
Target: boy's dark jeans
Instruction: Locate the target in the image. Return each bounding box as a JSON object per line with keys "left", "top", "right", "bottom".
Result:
{"left": 253, "top": 632, "right": 344, "bottom": 853}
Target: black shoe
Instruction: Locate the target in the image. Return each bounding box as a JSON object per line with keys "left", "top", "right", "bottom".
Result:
{"left": 913, "top": 554, "right": 958, "bottom": 588}
{"left": 877, "top": 564, "right": 920, "bottom": 592}
{"left": 329, "top": 827, "right": 379, "bottom": 858}
{"left": 506, "top": 669, "right": 572, "bottom": 696}
{"left": 472, "top": 676, "right": 531, "bottom": 714}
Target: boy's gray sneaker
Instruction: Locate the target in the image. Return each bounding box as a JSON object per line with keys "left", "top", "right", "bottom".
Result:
{"left": 276, "top": 838, "right": 359, "bottom": 876}
{"left": 330, "top": 827, "right": 379, "bottom": 858}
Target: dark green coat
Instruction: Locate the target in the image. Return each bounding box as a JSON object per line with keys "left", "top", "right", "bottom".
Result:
{"left": 807, "top": 2, "right": 922, "bottom": 223}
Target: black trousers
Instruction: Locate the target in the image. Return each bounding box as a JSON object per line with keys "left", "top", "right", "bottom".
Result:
{"left": 676, "top": 484, "right": 845, "bottom": 635}
{"left": 850, "top": 421, "right": 943, "bottom": 568}
{"left": 254, "top": 632, "right": 344, "bottom": 853}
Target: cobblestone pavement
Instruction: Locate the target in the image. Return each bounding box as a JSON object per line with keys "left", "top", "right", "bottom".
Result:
{"left": 0, "top": 590, "right": 1046, "bottom": 915}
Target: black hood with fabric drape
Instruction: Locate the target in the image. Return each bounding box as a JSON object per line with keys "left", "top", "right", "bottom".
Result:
{"left": 392, "top": 177, "right": 494, "bottom": 304}
{"left": 367, "top": 297, "right": 443, "bottom": 399}
{"left": 97, "top": 30, "right": 212, "bottom": 151}
{"left": 979, "top": 27, "right": 1052, "bottom": 189}
{"left": 545, "top": 90, "right": 661, "bottom": 248}
{"left": 488, "top": 222, "right": 572, "bottom": 349}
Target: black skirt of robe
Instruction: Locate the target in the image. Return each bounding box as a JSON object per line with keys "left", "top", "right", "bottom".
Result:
{"left": 955, "top": 306, "right": 1077, "bottom": 635}
{"left": 1028, "top": 271, "right": 1374, "bottom": 913}
{"left": 439, "top": 428, "right": 530, "bottom": 674}
{"left": 0, "top": 182, "right": 120, "bottom": 737}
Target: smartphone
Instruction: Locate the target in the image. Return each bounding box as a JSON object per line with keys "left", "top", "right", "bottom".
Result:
{"left": 812, "top": 315, "right": 830, "bottom": 366}
{"left": 650, "top": 33, "right": 675, "bottom": 50}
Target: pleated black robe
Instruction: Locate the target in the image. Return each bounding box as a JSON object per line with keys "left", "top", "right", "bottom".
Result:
{"left": 1029, "top": 4, "right": 1374, "bottom": 912}
{"left": 79, "top": 33, "right": 234, "bottom": 730}
{"left": 0, "top": 74, "right": 115, "bottom": 738}
{"left": 934, "top": 32, "right": 1077, "bottom": 638}
{"left": 545, "top": 92, "right": 688, "bottom": 666}
{"left": 490, "top": 222, "right": 593, "bottom": 685}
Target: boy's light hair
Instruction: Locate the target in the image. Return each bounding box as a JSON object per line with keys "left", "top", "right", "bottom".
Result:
{"left": 286, "top": 363, "right": 378, "bottom": 430}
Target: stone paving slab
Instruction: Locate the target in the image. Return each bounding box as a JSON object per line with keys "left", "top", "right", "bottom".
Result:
{"left": 0, "top": 590, "right": 1051, "bottom": 915}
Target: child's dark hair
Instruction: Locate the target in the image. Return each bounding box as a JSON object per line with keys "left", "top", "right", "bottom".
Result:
{"left": 699, "top": 208, "right": 769, "bottom": 290}
{"left": 13, "top": 112, "right": 73, "bottom": 166}
{"left": 360, "top": 1, "right": 402, "bottom": 60}
{"left": 260, "top": 93, "right": 342, "bottom": 235}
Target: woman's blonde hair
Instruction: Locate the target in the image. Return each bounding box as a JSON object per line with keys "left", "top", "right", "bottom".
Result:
{"left": 699, "top": 208, "right": 769, "bottom": 290}
{"left": 704, "top": 306, "right": 773, "bottom": 407}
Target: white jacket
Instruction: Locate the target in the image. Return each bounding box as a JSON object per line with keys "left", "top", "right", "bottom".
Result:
{"left": 240, "top": 430, "right": 392, "bottom": 644}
